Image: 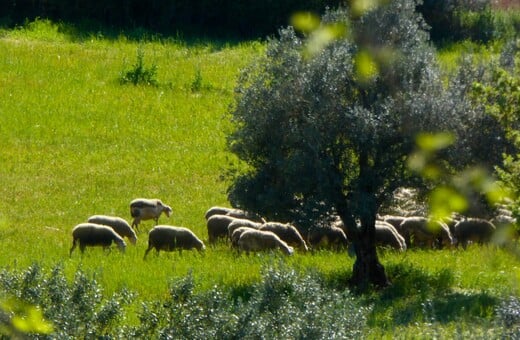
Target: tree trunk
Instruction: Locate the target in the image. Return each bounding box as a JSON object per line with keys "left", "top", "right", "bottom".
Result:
{"left": 335, "top": 189, "right": 390, "bottom": 289}
{"left": 349, "top": 223, "right": 389, "bottom": 288}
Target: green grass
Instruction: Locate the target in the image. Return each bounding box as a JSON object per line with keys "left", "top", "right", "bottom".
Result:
{"left": 1, "top": 19, "right": 520, "bottom": 337}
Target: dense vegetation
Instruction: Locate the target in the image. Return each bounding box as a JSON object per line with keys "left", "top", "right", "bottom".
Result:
{"left": 0, "top": 1, "right": 520, "bottom": 337}
{"left": 0, "top": 0, "right": 343, "bottom": 39}
{"left": 1, "top": 0, "right": 519, "bottom": 41}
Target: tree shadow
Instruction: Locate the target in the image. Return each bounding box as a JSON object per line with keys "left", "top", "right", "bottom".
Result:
{"left": 0, "top": 17, "right": 251, "bottom": 48}
{"left": 364, "top": 262, "right": 500, "bottom": 327}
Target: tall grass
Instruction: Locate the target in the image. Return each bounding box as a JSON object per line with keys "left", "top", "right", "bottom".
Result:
{"left": 1, "top": 19, "right": 520, "bottom": 337}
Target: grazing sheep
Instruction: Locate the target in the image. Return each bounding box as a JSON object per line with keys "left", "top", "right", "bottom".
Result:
{"left": 87, "top": 215, "right": 137, "bottom": 245}
{"left": 226, "top": 209, "right": 265, "bottom": 223}
{"left": 70, "top": 223, "right": 126, "bottom": 256}
{"left": 230, "top": 226, "right": 257, "bottom": 248}
{"left": 204, "top": 206, "right": 265, "bottom": 222}
{"left": 375, "top": 221, "right": 407, "bottom": 251}
{"left": 307, "top": 225, "right": 349, "bottom": 250}
{"left": 237, "top": 229, "right": 294, "bottom": 255}
{"left": 399, "top": 216, "right": 454, "bottom": 249}
{"left": 227, "top": 218, "right": 262, "bottom": 239}
{"left": 259, "top": 222, "right": 308, "bottom": 251}
{"left": 380, "top": 215, "right": 407, "bottom": 236}
{"left": 204, "top": 206, "right": 234, "bottom": 220}
{"left": 144, "top": 225, "right": 205, "bottom": 258}
{"left": 206, "top": 214, "right": 238, "bottom": 244}
{"left": 130, "top": 198, "right": 172, "bottom": 231}
{"left": 453, "top": 218, "right": 496, "bottom": 249}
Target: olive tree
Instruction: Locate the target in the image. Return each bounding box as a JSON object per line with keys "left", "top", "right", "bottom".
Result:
{"left": 226, "top": 0, "right": 506, "bottom": 288}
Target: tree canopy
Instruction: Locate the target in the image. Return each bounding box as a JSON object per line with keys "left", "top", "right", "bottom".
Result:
{"left": 227, "top": 0, "right": 508, "bottom": 287}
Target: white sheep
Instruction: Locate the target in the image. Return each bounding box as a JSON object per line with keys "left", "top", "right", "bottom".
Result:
{"left": 206, "top": 214, "right": 238, "bottom": 244}
{"left": 227, "top": 218, "right": 262, "bottom": 240}
{"left": 230, "top": 226, "right": 257, "bottom": 248}
{"left": 204, "top": 206, "right": 233, "bottom": 220}
{"left": 399, "top": 216, "right": 454, "bottom": 249}
{"left": 375, "top": 221, "right": 407, "bottom": 251}
{"left": 130, "top": 198, "right": 173, "bottom": 231}
{"left": 70, "top": 223, "right": 126, "bottom": 256}
{"left": 453, "top": 218, "right": 496, "bottom": 248}
{"left": 144, "top": 225, "right": 205, "bottom": 258}
{"left": 306, "top": 225, "right": 349, "bottom": 250}
{"left": 87, "top": 215, "right": 137, "bottom": 245}
{"left": 237, "top": 229, "right": 294, "bottom": 255}
{"left": 259, "top": 222, "right": 308, "bottom": 251}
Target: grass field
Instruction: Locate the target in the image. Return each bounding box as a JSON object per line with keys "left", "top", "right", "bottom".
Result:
{"left": 1, "top": 19, "right": 520, "bottom": 337}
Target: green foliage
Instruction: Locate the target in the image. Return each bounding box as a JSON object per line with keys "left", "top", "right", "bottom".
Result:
{"left": 128, "top": 263, "right": 369, "bottom": 338}
{"left": 227, "top": 1, "right": 505, "bottom": 231}
{"left": 418, "top": 0, "right": 520, "bottom": 45}
{"left": 0, "top": 0, "right": 344, "bottom": 39}
{"left": 120, "top": 46, "right": 158, "bottom": 86}
{"left": 472, "top": 41, "right": 520, "bottom": 214}
{"left": 0, "top": 264, "right": 133, "bottom": 338}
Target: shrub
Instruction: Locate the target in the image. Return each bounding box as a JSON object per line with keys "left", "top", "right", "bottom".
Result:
{"left": 0, "top": 263, "right": 134, "bottom": 338}
{"left": 120, "top": 46, "right": 158, "bottom": 86}
{"left": 127, "top": 262, "right": 370, "bottom": 338}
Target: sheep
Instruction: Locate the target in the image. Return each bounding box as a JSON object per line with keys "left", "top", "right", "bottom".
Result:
{"left": 130, "top": 198, "right": 172, "bottom": 231}
{"left": 237, "top": 229, "right": 294, "bottom": 255}
{"left": 375, "top": 221, "right": 407, "bottom": 251}
{"left": 144, "top": 225, "right": 205, "bottom": 258}
{"left": 227, "top": 218, "right": 262, "bottom": 239}
{"left": 306, "top": 225, "right": 349, "bottom": 250}
{"left": 204, "top": 206, "right": 233, "bottom": 220}
{"left": 87, "top": 215, "right": 137, "bottom": 245}
{"left": 399, "top": 216, "right": 454, "bottom": 249}
{"left": 379, "top": 215, "right": 407, "bottom": 236}
{"left": 230, "top": 226, "right": 257, "bottom": 248}
{"left": 259, "top": 222, "right": 309, "bottom": 251}
{"left": 225, "top": 209, "right": 266, "bottom": 223}
{"left": 204, "top": 206, "right": 265, "bottom": 222}
{"left": 206, "top": 214, "right": 238, "bottom": 244}
{"left": 452, "top": 218, "right": 496, "bottom": 249}
{"left": 70, "top": 223, "right": 126, "bottom": 256}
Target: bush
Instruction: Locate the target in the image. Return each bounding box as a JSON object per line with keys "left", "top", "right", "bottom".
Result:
{"left": 120, "top": 46, "right": 158, "bottom": 86}
{"left": 128, "top": 263, "right": 370, "bottom": 338}
{"left": 418, "top": 0, "right": 520, "bottom": 44}
{"left": 0, "top": 263, "right": 134, "bottom": 338}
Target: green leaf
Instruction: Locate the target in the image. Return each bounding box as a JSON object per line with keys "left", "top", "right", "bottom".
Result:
{"left": 416, "top": 132, "right": 455, "bottom": 152}
{"left": 291, "top": 12, "right": 321, "bottom": 33}
{"left": 429, "top": 186, "right": 468, "bottom": 220}
{"left": 354, "top": 50, "right": 379, "bottom": 83}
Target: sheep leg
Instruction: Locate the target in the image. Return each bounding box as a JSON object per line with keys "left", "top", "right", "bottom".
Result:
{"left": 131, "top": 218, "right": 140, "bottom": 231}
{"left": 69, "top": 239, "right": 78, "bottom": 257}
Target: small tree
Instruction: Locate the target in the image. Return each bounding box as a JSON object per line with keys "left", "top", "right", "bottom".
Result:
{"left": 227, "top": 0, "right": 507, "bottom": 288}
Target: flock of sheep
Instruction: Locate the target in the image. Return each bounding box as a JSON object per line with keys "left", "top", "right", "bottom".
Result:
{"left": 69, "top": 197, "right": 518, "bottom": 257}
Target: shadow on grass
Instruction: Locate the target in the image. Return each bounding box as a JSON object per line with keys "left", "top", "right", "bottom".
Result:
{"left": 0, "top": 17, "right": 251, "bottom": 48}
{"left": 365, "top": 262, "right": 499, "bottom": 327}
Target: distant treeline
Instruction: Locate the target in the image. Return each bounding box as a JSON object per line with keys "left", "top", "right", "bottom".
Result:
{"left": 0, "top": 0, "right": 344, "bottom": 38}
{"left": 1, "top": 1, "right": 517, "bottom": 41}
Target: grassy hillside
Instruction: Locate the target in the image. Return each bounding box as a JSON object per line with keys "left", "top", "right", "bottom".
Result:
{"left": 1, "top": 19, "right": 520, "bottom": 337}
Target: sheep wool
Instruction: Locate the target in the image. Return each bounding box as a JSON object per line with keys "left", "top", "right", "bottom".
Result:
{"left": 144, "top": 225, "right": 205, "bottom": 258}
{"left": 70, "top": 223, "right": 126, "bottom": 256}
{"left": 237, "top": 229, "right": 294, "bottom": 255}
{"left": 87, "top": 215, "right": 137, "bottom": 245}
{"left": 130, "top": 198, "right": 173, "bottom": 230}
